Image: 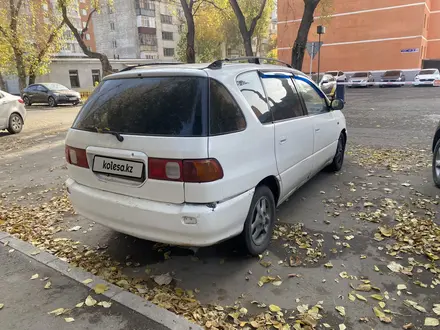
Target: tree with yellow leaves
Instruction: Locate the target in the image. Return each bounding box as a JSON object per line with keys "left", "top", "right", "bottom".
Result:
{"left": 0, "top": 0, "right": 66, "bottom": 93}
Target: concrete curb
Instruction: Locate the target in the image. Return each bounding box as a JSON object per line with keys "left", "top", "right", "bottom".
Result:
{"left": 0, "top": 231, "right": 203, "bottom": 330}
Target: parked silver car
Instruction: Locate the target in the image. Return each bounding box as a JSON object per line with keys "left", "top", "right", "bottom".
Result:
{"left": 347, "top": 72, "right": 375, "bottom": 87}
{"left": 0, "top": 90, "right": 26, "bottom": 134}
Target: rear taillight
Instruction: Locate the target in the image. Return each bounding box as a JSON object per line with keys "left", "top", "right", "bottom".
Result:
{"left": 18, "top": 98, "right": 24, "bottom": 104}
{"left": 148, "top": 158, "right": 223, "bottom": 183}
{"left": 65, "top": 145, "right": 89, "bottom": 168}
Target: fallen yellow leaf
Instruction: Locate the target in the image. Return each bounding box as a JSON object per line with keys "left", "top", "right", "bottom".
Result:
{"left": 85, "top": 295, "right": 97, "bottom": 307}
{"left": 93, "top": 283, "right": 108, "bottom": 294}
{"left": 64, "top": 317, "right": 74, "bottom": 323}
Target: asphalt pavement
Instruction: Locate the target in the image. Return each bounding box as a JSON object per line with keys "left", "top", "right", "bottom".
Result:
{"left": 1, "top": 88, "right": 440, "bottom": 329}
{"left": 0, "top": 244, "right": 167, "bottom": 330}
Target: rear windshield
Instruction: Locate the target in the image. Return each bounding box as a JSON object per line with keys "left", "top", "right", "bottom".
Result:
{"left": 352, "top": 72, "right": 367, "bottom": 77}
{"left": 419, "top": 69, "right": 436, "bottom": 75}
{"left": 384, "top": 71, "right": 400, "bottom": 77}
{"left": 73, "top": 77, "right": 208, "bottom": 136}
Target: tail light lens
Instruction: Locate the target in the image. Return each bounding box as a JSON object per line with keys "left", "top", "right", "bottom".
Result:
{"left": 65, "top": 145, "right": 89, "bottom": 168}
{"left": 18, "top": 98, "right": 24, "bottom": 104}
{"left": 148, "top": 158, "right": 223, "bottom": 183}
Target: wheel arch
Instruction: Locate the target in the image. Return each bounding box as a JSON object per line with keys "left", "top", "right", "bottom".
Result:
{"left": 257, "top": 176, "right": 280, "bottom": 205}
{"left": 433, "top": 130, "right": 440, "bottom": 153}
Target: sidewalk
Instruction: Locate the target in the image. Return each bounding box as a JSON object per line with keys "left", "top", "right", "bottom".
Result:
{"left": 0, "top": 244, "right": 168, "bottom": 330}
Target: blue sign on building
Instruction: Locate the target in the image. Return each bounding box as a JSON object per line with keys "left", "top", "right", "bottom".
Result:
{"left": 401, "top": 48, "right": 420, "bottom": 53}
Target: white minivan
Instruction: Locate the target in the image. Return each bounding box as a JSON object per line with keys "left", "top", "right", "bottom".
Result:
{"left": 65, "top": 61, "right": 347, "bottom": 255}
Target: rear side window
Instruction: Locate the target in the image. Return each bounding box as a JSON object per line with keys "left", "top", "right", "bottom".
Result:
{"left": 209, "top": 79, "right": 246, "bottom": 135}
{"left": 261, "top": 74, "right": 304, "bottom": 121}
{"left": 236, "top": 71, "right": 271, "bottom": 124}
{"left": 73, "top": 77, "right": 208, "bottom": 136}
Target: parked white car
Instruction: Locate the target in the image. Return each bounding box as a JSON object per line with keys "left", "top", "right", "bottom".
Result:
{"left": 413, "top": 68, "right": 440, "bottom": 86}
{"left": 65, "top": 61, "right": 347, "bottom": 255}
{"left": 0, "top": 90, "right": 26, "bottom": 134}
{"left": 325, "top": 71, "right": 347, "bottom": 82}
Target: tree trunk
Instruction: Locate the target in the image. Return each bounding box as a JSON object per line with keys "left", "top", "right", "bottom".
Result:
{"left": 243, "top": 34, "right": 253, "bottom": 57}
{"left": 186, "top": 16, "right": 196, "bottom": 63}
{"left": 0, "top": 72, "right": 6, "bottom": 92}
{"left": 229, "top": 0, "right": 267, "bottom": 58}
{"left": 28, "top": 73, "right": 36, "bottom": 85}
{"left": 291, "top": 0, "right": 320, "bottom": 70}
{"left": 60, "top": 3, "right": 113, "bottom": 76}
{"left": 13, "top": 49, "right": 27, "bottom": 94}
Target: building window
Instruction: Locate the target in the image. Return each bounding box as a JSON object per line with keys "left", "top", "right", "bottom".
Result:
{"left": 81, "top": 9, "right": 87, "bottom": 16}
{"left": 164, "top": 48, "right": 174, "bottom": 57}
{"left": 82, "top": 21, "right": 87, "bottom": 28}
{"left": 42, "top": 3, "right": 48, "bottom": 11}
{"left": 108, "top": 5, "right": 114, "bottom": 14}
{"left": 92, "top": 69, "right": 101, "bottom": 85}
{"left": 161, "top": 14, "right": 172, "bottom": 24}
{"left": 424, "top": 14, "right": 427, "bottom": 28}
{"left": 69, "top": 70, "right": 80, "bottom": 88}
{"left": 110, "top": 22, "right": 115, "bottom": 31}
{"left": 87, "top": 46, "right": 92, "bottom": 52}
{"left": 138, "top": 0, "right": 155, "bottom": 10}
{"left": 162, "top": 31, "right": 173, "bottom": 40}
{"left": 112, "top": 40, "right": 117, "bottom": 48}
{"left": 63, "top": 30, "right": 72, "bottom": 39}
{"left": 137, "top": 16, "right": 156, "bottom": 28}
{"left": 85, "top": 33, "right": 91, "bottom": 40}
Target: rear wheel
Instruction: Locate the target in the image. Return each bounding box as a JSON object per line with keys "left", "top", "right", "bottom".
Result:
{"left": 48, "top": 96, "right": 57, "bottom": 107}
{"left": 327, "top": 133, "right": 346, "bottom": 172}
{"left": 7, "top": 113, "right": 23, "bottom": 134}
{"left": 23, "top": 96, "right": 31, "bottom": 106}
{"left": 432, "top": 139, "right": 440, "bottom": 188}
{"left": 240, "top": 186, "right": 276, "bottom": 256}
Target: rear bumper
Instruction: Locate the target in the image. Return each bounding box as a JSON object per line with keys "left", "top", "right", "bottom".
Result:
{"left": 66, "top": 179, "right": 254, "bottom": 246}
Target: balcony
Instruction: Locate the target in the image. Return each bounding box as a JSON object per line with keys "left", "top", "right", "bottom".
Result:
{"left": 140, "top": 45, "right": 158, "bottom": 52}
{"left": 136, "top": 8, "right": 155, "bottom": 17}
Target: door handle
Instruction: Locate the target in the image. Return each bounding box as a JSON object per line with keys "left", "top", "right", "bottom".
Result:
{"left": 315, "top": 128, "right": 320, "bottom": 132}
{"left": 279, "top": 137, "right": 287, "bottom": 144}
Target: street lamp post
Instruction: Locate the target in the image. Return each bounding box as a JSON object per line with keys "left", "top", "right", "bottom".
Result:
{"left": 317, "top": 25, "right": 326, "bottom": 83}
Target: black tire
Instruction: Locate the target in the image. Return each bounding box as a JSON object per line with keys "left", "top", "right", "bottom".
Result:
{"left": 48, "top": 96, "right": 57, "bottom": 107}
{"left": 73, "top": 101, "right": 79, "bottom": 106}
{"left": 7, "top": 113, "right": 23, "bottom": 134}
{"left": 240, "top": 186, "right": 276, "bottom": 256}
{"left": 23, "top": 96, "right": 31, "bottom": 106}
{"left": 432, "top": 139, "right": 440, "bottom": 188}
{"left": 327, "top": 133, "right": 346, "bottom": 172}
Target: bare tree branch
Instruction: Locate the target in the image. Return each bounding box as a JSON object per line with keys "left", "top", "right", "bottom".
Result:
{"left": 80, "top": 8, "right": 96, "bottom": 38}
{"left": 249, "top": 0, "right": 267, "bottom": 36}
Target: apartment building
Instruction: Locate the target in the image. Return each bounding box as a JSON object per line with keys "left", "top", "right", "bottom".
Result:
{"left": 277, "top": 0, "right": 440, "bottom": 73}
{"left": 92, "top": 0, "right": 181, "bottom": 60}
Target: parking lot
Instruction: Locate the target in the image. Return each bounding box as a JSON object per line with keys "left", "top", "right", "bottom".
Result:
{"left": 1, "top": 87, "right": 440, "bottom": 329}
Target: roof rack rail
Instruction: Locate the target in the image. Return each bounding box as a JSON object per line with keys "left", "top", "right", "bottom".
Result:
{"left": 207, "top": 57, "right": 292, "bottom": 69}
{"left": 119, "top": 62, "right": 182, "bottom": 72}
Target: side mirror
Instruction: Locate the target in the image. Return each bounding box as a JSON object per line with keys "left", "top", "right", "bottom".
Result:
{"left": 321, "top": 80, "right": 329, "bottom": 84}
{"left": 331, "top": 99, "right": 344, "bottom": 111}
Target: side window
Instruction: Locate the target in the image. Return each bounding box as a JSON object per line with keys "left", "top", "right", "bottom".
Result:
{"left": 236, "top": 71, "right": 271, "bottom": 124}
{"left": 210, "top": 79, "right": 246, "bottom": 135}
{"left": 295, "top": 79, "right": 328, "bottom": 116}
{"left": 339, "top": 71, "right": 344, "bottom": 76}
{"left": 260, "top": 74, "right": 304, "bottom": 121}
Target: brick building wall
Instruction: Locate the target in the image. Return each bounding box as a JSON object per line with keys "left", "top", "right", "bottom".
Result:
{"left": 277, "top": 0, "right": 440, "bottom": 72}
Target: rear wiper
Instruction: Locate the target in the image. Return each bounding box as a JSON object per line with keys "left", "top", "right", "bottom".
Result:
{"left": 85, "top": 127, "right": 124, "bottom": 142}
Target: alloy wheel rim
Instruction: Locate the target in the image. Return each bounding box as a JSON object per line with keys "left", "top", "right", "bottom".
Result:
{"left": 250, "top": 197, "right": 271, "bottom": 246}
{"left": 335, "top": 138, "right": 344, "bottom": 165}
{"left": 49, "top": 98, "right": 54, "bottom": 106}
{"left": 11, "top": 115, "right": 21, "bottom": 131}
{"left": 435, "top": 148, "right": 440, "bottom": 179}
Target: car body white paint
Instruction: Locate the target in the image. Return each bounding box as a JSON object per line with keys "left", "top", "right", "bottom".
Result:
{"left": 65, "top": 63, "right": 347, "bottom": 246}
{"left": 413, "top": 69, "right": 440, "bottom": 86}
{"left": 0, "top": 90, "right": 26, "bottom": 131}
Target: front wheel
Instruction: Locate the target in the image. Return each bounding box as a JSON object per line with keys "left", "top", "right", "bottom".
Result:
{"left": 327, "top": 133, "right": 346, "bottom": 172}
{"left": 432, "top": 139, "right": 440, "bottom": 188}
{"left": 240, "top": 186, "right": 276, "bottom": 256}
{"left": 23, "top": 96, "right": 31, "bottom": 106}
{"left": 48, "top": 96, "right": 57, "bottom": 107}
{"left": 7, "top": 113, "right": 23, "bottom": 134}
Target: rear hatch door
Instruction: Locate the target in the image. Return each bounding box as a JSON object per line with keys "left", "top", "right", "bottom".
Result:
{"left": 66, "top": 69, "right": 209, "bottom": 204}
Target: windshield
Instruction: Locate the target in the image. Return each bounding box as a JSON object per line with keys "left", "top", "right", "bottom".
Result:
{"left": 352, "top": 72, "right": 368, "bottom": 77}
{"left": 42, "top": 83, "right": 69, "bottom": 91}
{"left": 383, "top": 71, "right": 401, "bottom": 77}
{"left": 73, "top": 76, "right": 208, "bottom": 137}
{"left": 419, "top": 69, "right": 437, "bottom": 75}
{"left": 326, "top": 71, "right": 338, "bottom": 76}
